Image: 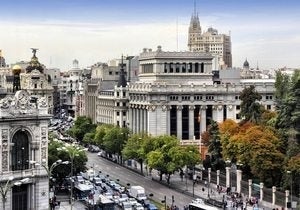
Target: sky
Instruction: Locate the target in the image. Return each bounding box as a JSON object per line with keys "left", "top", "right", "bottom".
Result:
{"left": 0, "top": 0, "right": 300, "bottom": 70}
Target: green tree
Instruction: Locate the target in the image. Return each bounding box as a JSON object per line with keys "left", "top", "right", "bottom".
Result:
{"left": 275, "top": 71, "right": 290, "bottom": 107}
{"left": 146, "top": 135, "right": 200, "bottom": 184}
{"left": 207, "top": 120, "right": 224, "bottom": 170}
{"left": 94, "top": 124, "right": 115, "bottom": 148}
{"left": 102, "top": 126, "right": 129, "bottom": 163}
{"left": 68, "top": 116, "right": 96, "bottom": 142}
{"left": 240, "top": 85, "right": 263, "bottom": 123}
{"left": 48, "top": 140, "right": 87, "bottom": 179}
{"left": 122, "top": 133, "right": 148, "bottom": 174}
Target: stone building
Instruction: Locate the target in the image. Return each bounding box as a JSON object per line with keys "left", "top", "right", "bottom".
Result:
{"left": 187, "top": 9, "right": 232, "bottom": 69}
{"left": 96, "top": 59, "right": 129, "bottom": 126}
{"left": 127, "top": 46, "right": 275, "bottom": 144}
{"left": 0, "top": 90, "right": 51, "bottom": 210}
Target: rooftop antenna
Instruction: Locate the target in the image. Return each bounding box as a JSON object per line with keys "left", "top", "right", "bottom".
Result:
{"left": 176, "top": 17, "right": 178, "bottom": 51}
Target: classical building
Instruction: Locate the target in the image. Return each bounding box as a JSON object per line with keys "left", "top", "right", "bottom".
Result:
{"left": 85, "top": 56, "right": 137, "bottom": 123}
{"left": 57, "top": 59, "right": 87, "bottom": 118}
{"left": 127, "top": 46, "right": 275, "bottom": 144}
{"left": 187, "top": 10, "right": 232, "bottom": 69}
{"left": 0, "top": 90, "right": 51, "bottom": 210}
{"left": 96, "top": 58, "right": 129, "bottom": 126}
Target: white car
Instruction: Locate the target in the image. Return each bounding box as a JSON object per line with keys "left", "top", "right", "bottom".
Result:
{"left": 134, "top": 203, "right": 144, "bottom": 210}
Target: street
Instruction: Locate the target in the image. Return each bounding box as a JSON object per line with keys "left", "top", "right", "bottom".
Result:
{"left": 86, "top": 152, "right": 195, "bottom": 209}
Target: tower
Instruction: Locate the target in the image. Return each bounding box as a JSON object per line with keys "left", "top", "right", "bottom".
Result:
{"left": 188, "top": 1, "right": 201, "bottom": 50}
{"left": 187, "top": 3, "right": 232, "bottom": 68}
{"left": 12, "top": 65, "right": 21, "bottom": 92}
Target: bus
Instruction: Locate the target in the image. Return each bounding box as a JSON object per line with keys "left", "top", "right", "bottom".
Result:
{"left": 73, "top": 183, "right": 94, "bottom": 201}
{"left": 94, "top": 194, "right": 115, "bottom": 210}
{"left": 188, "top": 199, "right": 220, "bottom": 210}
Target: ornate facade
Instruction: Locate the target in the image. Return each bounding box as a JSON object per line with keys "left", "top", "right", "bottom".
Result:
{"left": 188, "top": 10, "right": 232, "bottom": 69}
{"left": 127, "top": 46, "right": 275, "bottom": 144}
{"left": 0, "top": 90, "right": 51, "bottom": 210}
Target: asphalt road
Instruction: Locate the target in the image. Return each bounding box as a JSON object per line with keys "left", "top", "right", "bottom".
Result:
{"left": 86, "top": 152, "right": 195, "bottom": 209}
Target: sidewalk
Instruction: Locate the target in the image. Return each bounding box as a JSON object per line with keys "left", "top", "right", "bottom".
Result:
{"left": 150, "top": 170, "right": 278, "bottom": 210}
{"left": 126, "top": 161, "right": 279, "bottom": 210}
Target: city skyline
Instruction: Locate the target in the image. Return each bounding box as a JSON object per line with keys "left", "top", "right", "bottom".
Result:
{"left": 0, "top": 0, "right": 300, "bottom": 70}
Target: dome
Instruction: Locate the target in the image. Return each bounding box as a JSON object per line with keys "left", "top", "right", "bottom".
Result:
{"left": 243, "top": 59, "right": 249, "bottom": 68}
{"left": 12, "top": 65, "right": 22, "bottom": 74}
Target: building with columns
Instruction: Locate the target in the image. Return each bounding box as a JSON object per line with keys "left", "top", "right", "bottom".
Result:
{"left": 127, "top": 46, "right": 275, "bottom": 144}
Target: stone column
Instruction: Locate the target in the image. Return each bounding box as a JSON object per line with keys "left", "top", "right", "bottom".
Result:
{"left": 120, "top": 110, "right": 123, "bottom": 127}
{"left": 216, "top": 170, "right": 220, "bottom": 186}
{"left": 236, "top": 169, "right": 242, "bottom": 194}
{"left": 140, "top": 108, "right": 144, "bottom": 132}
{"left": 208, "top": 168, "right": 211, "bottom": 183}
{"left": 260, "top": 182, "right": 264, "bottom": 201}
{"left": 177, "top": 105, "right": 183, "bottom": 140}
{"left": 226, "top": 167, "right": 230, "bottom": 188}
{"left": 143, "top": 109, "right": 147, "bottom": 134}
{"left": 200, "top": 105, "right": 207, "bottom": 133}
{"left": 128, "top": 107, "right": 132, "bottom": 130}
{"left": 132, "top": 107, "right": 136, "bottom": 133}
{"left": 272, "top": 186, "right": 276, "bottom": 206}
{"left": 189, "top": 105, "right": 195, "bottom": 140}
{"left": 248, "top": 179, "right": 252, "bottom": 199}
{"left": 285, "top": 190, "right": 289, "bottom": 209}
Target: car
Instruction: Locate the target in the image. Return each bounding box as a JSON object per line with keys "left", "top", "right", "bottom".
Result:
{"left": 118, "top": 194, "right": 129, "bottom": 205}
{"left": 128, "top": 198, "right": 138, "bottom": 206}
{"left": 108, "top": 180, "right": 116, "bottom": 188}
{"left": 103, "top": 192, "right": 113, "bottom": 200}
{"left": 92, "top": 177, "right": 102, "bottom": 186}
{"left": 76, "top": 176, "right": 85, "bottom": 184}
{"left": 146, "top": 203, "right": 158, "bottom": 210}
{"left": 134, "top": 203, "right": 144, "bottom": 210}
{"left": 122, "top": 201, "right": 133, "bottom": 210}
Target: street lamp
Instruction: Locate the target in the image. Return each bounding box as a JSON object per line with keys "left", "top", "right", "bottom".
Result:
{"left": 57, "top": 144, "right": 83, "bottom": 210}
{"left": 0, "top": 176, "right": 29, "bottom": 210}
{"left": 287, "top": 170, "right": 293, "bottom": 208}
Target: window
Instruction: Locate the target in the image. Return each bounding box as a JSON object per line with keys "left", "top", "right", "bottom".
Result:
{"left": 117, "top": 92, "right": 119, "bottom": 97}
{"left": 109, "top": 71, "right": 112, "bottom": 75}
{"left": 123, "top": 111, "right": 126, "bottom": 116}
{"left": 267, "top": 105, "right": 271, "bottom": 110}
{"left": 123, "top": 102, "right": 126, "bottom": 107}
{"left": 12, "top": 130, "right": 30, "bottom": 171}
{"left": 116, "top": 102, "right": 119, "bottom": 106}
{"left": 117, "top": 111, "right": 120, "bottom": 116}
{"left": 236, "top": 105, "right": 240, "bottom": 110}
{"left": 123, "top": 92, "right": 126, "bottom": 97}
{"left": 236, "top": 113, "right": 241, "bottom": 120}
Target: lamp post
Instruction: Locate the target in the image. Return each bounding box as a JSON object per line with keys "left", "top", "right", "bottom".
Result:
{"left": 161, "top": 195, "right": 167, "bottom": 210}
{"left": 33, "top": 159, "right": 69, "bottom": 210}
{"left": 0, "top": 176, "right": 29, "bottom": 210}
{"left": 287, "top": 170, "right": 292, "bottom": 209}
{"left": 0, "top": 176, "right": 14, "bottom": 210}
{"left": 57, "top": 144, "right": 83, "bottom": 210}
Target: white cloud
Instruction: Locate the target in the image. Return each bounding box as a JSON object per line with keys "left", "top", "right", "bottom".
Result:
{"left": 0, "top": 16, "right": 299, "bottom": 71}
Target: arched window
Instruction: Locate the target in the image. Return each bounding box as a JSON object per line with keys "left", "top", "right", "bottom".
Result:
{"left": 12, "top": 130, "right": 30, "bottom": 171}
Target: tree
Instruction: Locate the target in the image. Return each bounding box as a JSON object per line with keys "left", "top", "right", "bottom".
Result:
{"left": 122, "top": 133, "right": 148, "bottom": 174}
{"left": 275, "top": 71, "right": 290, "bottom": 107}
{"left": 207, "top": 120, "right": 224, "bottom": 170}
{"left": 48, "top": 140, "right": 87, "bottom": 179}
{"left": 146, "top": 135, "right": 179, "bottom": 183}
{"left": 93, "top": 124, "right": 115, "bottom": 148}
{"left": 68, "top": 116, "right": 96, "bottom": 142}
{"left": 102, "top": 126, "right": 129, "bottom": 163}
{"left": 240, "top": 85, "right": 263, "bottom": 123}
